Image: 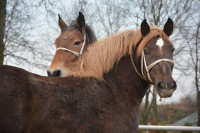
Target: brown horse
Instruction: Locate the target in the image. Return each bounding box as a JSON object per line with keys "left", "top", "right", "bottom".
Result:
{"left": 0, "top": 18, "right": 176, "bottom": 133}
{"left": 47, "top": 12, "right": 97, "bottom": 77}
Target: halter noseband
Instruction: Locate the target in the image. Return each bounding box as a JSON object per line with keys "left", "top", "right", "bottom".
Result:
{"left": 56, "top": 34, "right": 86, "bottom": 58}
{"left": 130, "top": 50, "right": 174, "bottom": 84}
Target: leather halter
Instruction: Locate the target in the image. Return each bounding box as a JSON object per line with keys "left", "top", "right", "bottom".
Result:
{"left": 56, "top": 34, "right": 86, "bottom": 58}
{"left": 130, "top": 47, "right": 174, "bottom": 84}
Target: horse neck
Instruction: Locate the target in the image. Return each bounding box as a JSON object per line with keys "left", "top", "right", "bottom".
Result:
{"left": 104, "top": 55, "right": 150, "bottom": 105}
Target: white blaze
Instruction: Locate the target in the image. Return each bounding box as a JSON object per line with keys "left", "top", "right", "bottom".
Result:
{"left": 156, "top": 38, "right": 164, "bottom": 48}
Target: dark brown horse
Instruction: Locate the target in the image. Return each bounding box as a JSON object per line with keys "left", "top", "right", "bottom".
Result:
{"left": 47, "top": 12, "right": 97, "bottom": 77}
{"left": 0, "top": 18, "right": 176, "bottom": 133}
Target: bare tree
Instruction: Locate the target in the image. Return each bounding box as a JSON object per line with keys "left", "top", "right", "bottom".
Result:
{"left": 196, "top": 24, "right": 200, "bottom": 126}
{"left": 177, "top": 0, "right": 200, "bottom": 125}
{"left": 0, "top": 0, "right": 7, "bottom": 64}
{"left": 181, "top": 18, "right": 200, "bottom": 127}
{"left": 0, "top": 0, "right": 61, "bottom": 74}
{"left": 91, "top": 0, "right": 131, "bottom": 38}
{"left": 192, "top": 22, "right": 200, "bottom": 126}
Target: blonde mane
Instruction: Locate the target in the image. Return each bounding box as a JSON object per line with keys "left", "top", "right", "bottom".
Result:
{"left": 67, "top": 26, "right": 171, "bottom": 80}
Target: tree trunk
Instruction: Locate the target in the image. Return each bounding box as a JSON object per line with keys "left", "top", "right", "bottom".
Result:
{"left": 197, "top": 91, "right": 200, "bottom": 126}
{"left": 0, "top": 0, "right": 7, "bottom": 65}
{"left": 141, "top": 89, "right": 150, "bottom": 124}
{"left": 152, "top": 89, "right": 158, "bottom": 123}
{"left": 195, "top": 24, "right": 200, "bottom": 126}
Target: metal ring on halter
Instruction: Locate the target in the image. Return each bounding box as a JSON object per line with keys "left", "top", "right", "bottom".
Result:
{"left": 56, "top": 34, "right": 86, "bottom": 58}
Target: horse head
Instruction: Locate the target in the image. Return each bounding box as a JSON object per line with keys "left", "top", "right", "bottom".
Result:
{"left": 47, "top": 12, "right": 96, "bottom": 77}
{"left": 136, "top": 18, "right": 176, "bottom": 98}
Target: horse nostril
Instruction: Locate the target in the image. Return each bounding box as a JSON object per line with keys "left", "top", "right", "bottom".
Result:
{"left": 47, "top": 70, "right": 61, "bottom": 77}
{"left": 52, "top": 70, "right": 61, "bottom": 77}
{"left": 157, "top": 82, "right": 166, "bottom": 89}
{"left": 47, "top": 70, "right": 51, "bottom": 77}
{"left": 170, "top": 81, "right": 177, "bottom": 90}
{"left": 157, "top": 81, "right": 177, "bottom": 90}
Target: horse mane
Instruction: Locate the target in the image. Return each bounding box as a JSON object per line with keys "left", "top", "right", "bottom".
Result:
{"left": 69, "top": 21, "right": 97, "bottom": 45}
{"left": 67, "top": 26, "right": 172, "bottom": 80}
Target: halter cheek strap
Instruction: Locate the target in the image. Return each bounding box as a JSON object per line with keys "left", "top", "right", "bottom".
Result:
{"left": 130, "top": 51, "right": 174, "bottom": 84}
{"left": 141, "top": 51, "right": 174, "bottom": 83}
{"left": 56, "top": 34, "right": 86, "bottom": 58}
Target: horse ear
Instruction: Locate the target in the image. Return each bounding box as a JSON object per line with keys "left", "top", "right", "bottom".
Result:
{"left": 163, "top": 18, "right": 173, "bottom": 36}
{"left": 141, "top": 19, "right": 150, "bottom": 37}
{"left": 76, "top": 12, "right": 85, "bottom": 35}
{"left": 58, "top": 14, "right": 68, "bottom": 32}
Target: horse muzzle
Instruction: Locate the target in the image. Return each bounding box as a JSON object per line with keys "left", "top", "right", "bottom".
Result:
{"left": 47, "top": 69, "right": 61, "bottom": 77}
{"left": 155, "top": 80, "right": 176, "bottom": 98}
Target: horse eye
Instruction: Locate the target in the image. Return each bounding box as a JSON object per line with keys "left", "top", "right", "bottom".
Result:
{"left": 144, "top": 49, "right": 148, "bottom": 54}
{"left": 74, "top": 41, "right": 81, "bottom": 46}
{"left": 172, "top": 48, "right": 175, "bottom": 53}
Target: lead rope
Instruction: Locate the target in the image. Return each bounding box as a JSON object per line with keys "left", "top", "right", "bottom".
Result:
{"left": 56, "top": 34, "right": 86, "bottom": 58}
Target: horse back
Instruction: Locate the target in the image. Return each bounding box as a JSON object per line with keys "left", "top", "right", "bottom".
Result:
{"left": 0, "top": 65, "right": 109, "bottom": 132}
{"left": 0, "top": 65, "right": 32, "bottom": 133}
{"left": 0, "top": 65, "right": 137, "bottom": 133}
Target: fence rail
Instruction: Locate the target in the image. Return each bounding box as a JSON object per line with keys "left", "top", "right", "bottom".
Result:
{"left": 139, "top": 125, "right": 200, "bottom": 131}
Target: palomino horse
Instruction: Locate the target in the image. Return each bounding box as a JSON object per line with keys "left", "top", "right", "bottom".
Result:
{"left": 0, "top": 18, "right": 176, "bottom": 133}
{"left": 47, "top": 12, "right": 97, "bottom": 77}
